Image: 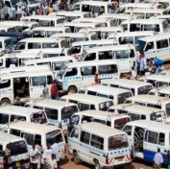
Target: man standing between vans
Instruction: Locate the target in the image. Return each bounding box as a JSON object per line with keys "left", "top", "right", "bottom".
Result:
{"left": 51, "top": 142, "right": 60, "bottom": 169}
{"left": 153, "top": 148, "right": 163, "bottom": 169}
{"left": 50, "top": 80, "right": 58, "bottom": 100}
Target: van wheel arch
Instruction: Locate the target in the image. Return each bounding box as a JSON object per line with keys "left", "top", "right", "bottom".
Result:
{"left": 73, "top": 150, "right": 81, "bottom": 164}
{"left": 93, "top": 159, "right": 101, "bottom": 169}
{"left": 67, "top": 86, "right": 77, "bottom": 94}
{"left": 1, "top": 98, "right": 11, "bottom": 105}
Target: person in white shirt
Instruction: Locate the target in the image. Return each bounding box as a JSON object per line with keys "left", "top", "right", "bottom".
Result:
{"left": 43, "top": 143, "right": 52, "bottom": 164}
{"left": 30, "top": 144, "right": 41, "bottom": 169}
{"left": 51, "top": 142, "right": 60, "bottom": 169}
{"left": 130, "top": 66, "right": 137, "bottom": 80}
{"left": 49, "top": 154, "right": 58, "bottom": 169}
{"left": 153, "top": 148, "right": 163, "bottom": 169}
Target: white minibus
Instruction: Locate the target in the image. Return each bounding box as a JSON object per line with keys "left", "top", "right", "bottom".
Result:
{"left": 71, "top": 1, "right": 118, "bottom": 16}
{"left": 108, "top": 104, "right": 166, "bottom": 121}
{"left": 101, "top": 78, "right": 153, "bottom": 95}
{"left": 148, "top": 86, "right": 170, "bottom": 97}
{"left": 108, "top": 31, "right": 155, "bottom": 48}
{"left": 60, "top": 93, "right": 113, "bottom": 111}
{"left": 24, "top": 99, "right": 79, "bottom": 129}
{"left": 0, "top": 52, "right": 44, "bottom": 69}
{"left": 136, "top": 33, "right": 170, "bottom": 62}
{"left": 0, "top": 36, "right": 13, "bottom": 55}
{"left": 68, "top": 122, "right": 132, "bottom": 168}
{"left": 62, "top": 22, "right": 103, "bottom": 33}
{"left": 31, "top": 26, "right": 71, "bottom": 38}
{"left": 24, "top": 56, "right": 77, "bottom": 77}
{"left": 0, "top": 132, "right": 30, "bottom": 168}
{"left": 123, "top": 120, "right": 170, "bottom": 164}
{"left": 0, "top": 65, "right": 54, "bottom": 104}
{"left": 13, "top": 37, "right": 69, "bottom": 53}
{"left": 20, "top": 15, "right": 65, "bottom": 27}
{"left": 8, "top": 121, "right": 66, "bottom": 160}
{"left": 0, "top": 105, "right": 47, "bottom": 131}
{"left": 145, "top": 74, "right": 170, "bottom": 87}
{"left": 50, "top": 32, "right": 98, "bottom": 44}
{"left": 78, "top": 84, "right": 133, "bottom": 105}
{"left": 55, "top": 60, "right": 119, "bottom": 93}
{"left": 49, "top": 11, "right": 93, "bottom": 21}
{"left": 82, "top": 44, "right": 136, "bottom": 73}
{"left": 120, "top": 18, "right": 170, "bottom": 33}
{"left": 70, "top": 110, "right": 131, "bottom": 130}
{"left": 124, "top": 94, "right": 170, "bottom": 115}
{"left": 68, "top": 39, "right": 118, "bottom": 61}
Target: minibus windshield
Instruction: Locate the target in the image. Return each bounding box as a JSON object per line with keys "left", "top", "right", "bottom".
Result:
{"left": 108, "top": 134, "right": 129, "bottom": 150}
{"left": 136, "top": 40, "right": 146, "bottom": 52}
{"left": 6, "top": 140, "right": 28, "bottom": 156}
{"left": 30, "top": 111, "right": 47, "bottom": 124}
{"left": 118, "top": 92, "right": 132, "bottom": 104}
{"left": 46, "top": 130, "right": 64, "bottom": 145}
{"left": 99, "top": 101, "right": 113, "bottom": 111}
{"left": 114, "top": 117, "right": 130, "bottom": 130}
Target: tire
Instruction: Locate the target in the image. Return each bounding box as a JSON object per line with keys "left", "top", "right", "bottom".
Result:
{"left": 1, "top": 98, "right": 11, "bottom": 105}
{"left": 94, "top": 160, "right": 101, "bottom": 169}
{"left": 73, "top": 151, "right": 80, "bottom": 164}
{"left": 68, "top": 86, "right": 77, "bottom": 94}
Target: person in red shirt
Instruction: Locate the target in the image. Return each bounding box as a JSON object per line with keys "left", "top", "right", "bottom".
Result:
{"left": 50, "top": 80, "right": 58, "bottom": 100}
{"left": 94, "top": 72, "right": 100, "bottom": 84}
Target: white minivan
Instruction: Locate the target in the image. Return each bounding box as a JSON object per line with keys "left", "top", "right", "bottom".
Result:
{"left": 68, "top": 122, "right": 132, "bottom": 168}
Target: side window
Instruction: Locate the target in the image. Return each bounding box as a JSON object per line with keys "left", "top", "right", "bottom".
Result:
{"left": 64, "top": 68, "right": 78, "bottom": 77}
{"left": 10, "top": 129, "right": 20, "bottom": 136}
{"left": 35, "top": 134, "right": 41, "bottom": 145}
{"left": 145, "top": 42, "right": 154, "bottom": 51}
{"left": 159, "top": 133, "right": 165, "bottom": 146}
{"left": 91, "top": 134, "right": 104, "bottom": 150}
{"left": 11, "top": 115, "right": 26, "bottom": 122}
{"left": 84, "top": 53, "right": 96, "bottom": 61}
{"left": 28, "top": 42, "right": 41, "bottom": 49}
{"left": 0, "top": 114, "right": 9, "bottom": 124}
{"left": 31, "top": 76, "right": 46, "bottom": 86}
{"left": 0, "top": 80, "right": 11, "bottom": 88}
{"left": 47, "top": 75, "right": 53, "bottom": 84}
{"left": 22, "top": 132, "right": 35, "bottom": 145}
{"left": 99, "top": 51, "right": 112, "bottom": 60}
{"left": 147, "top": 131, "right": 158, "bottom": 144}
{"left": 99, "top": 64, "right": 117, "bottom": 74}
{"left": 81, "top": 66, "right": 96, "bottom": 76}
{"left": 123, "top": 125, "right": 132, "bottom": 136}
{"left": 78, "top": 103, "right": 89, "bottom": 111}
{"left": 80, "top": 131, "right": 90, "bottom": 144}
{"left": 15, "top": 42, "right": 26, "bottom": 50}
{"left": 81, "top": 116, "right": 92, "bottom": 123}
{"left": 45, "top": 108, "right": 58, "bottom": 120}
{"left": 70, "top": 127, "right": 79, "bottom": 138}
{"left": 156, "top": 39, "right": 168, "bottom": 49}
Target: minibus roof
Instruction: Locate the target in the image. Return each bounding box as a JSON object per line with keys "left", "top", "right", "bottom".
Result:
{"left": 98, "top": 13, "right": 134, "bottom": 19}
{"left": 66, "top": 59, "right": 117, "bottom": 68}
{"left": 71, "top": 39, "right": 117, "bottom": 46}
{"left": 126, "top": 94, "right": 170, "bottom": 105}
{"left": 0, "top": 21, "right": 38, "bottom": 27}
{"left": 61, "top": 93, "right": 113, "bottom": 104}
{"left": 109, "top": 103, "right": 162, "bottom": 114}
{"left": 125, "top": 120, "right": 170, "bottom": 133}
{"left": 137, "top": 33, "right": 170, "bottom": 42}
{"left": 0, "top": 131, "right": 25, "bottom": 144}
{"left": 21, "top": 15, "right": 65, "bottom": 20}
{"left": 156, "top": 86, "right": 170, "bottom": 95}
{"left": 80, "top": 0, "right": 117, "bottom": 6}
{"left": 32, "top": 26, "right": 70, "bottom": 31}
{"left": 130, "top": 8, "right": 164, "bottom": 13}
{"left": 83, "top": 84, "right": 132, "bottom": 95}
{"left": 121, "top": 18, "right": 165, "bottom": 24}
{"left": 26, "top": 99, "right": 78, "bottom": 109}
{"left": 0, "top": 68, "right": 53, "bottom": 80}
{"left": 86, "top": 26, "right": 123, "bottom": 32}
{"left": 18, "top": 37, "right": 62, "bottom": 43}
{"left": 24, "top": 55, "right": 75, "bottom": 65}
{"left": 52, "top": 11, "right": 91, "bottom": 16}
{"left": 115, "top": 31, "right": 155, "bottom": 36}
{"left": 9, "top": 121, "right": 61, "bottom": 135}
{"left": 101, "top": 78, "right": 153, "bottom": 88}
{"left": 0, "top": 36, "right": 11, "bottom": 40}
{"left": 0, "top": 105, "right": 43, "bottom": 115}
{"left": 84, "top": 44, "right": 135, "bottom": 54}
{"left": 63, "top": 21, "right": 101, "bottom": 27}
{"left": 73, "top": 110, "right": 130, "bottom": 120}
{"left": 146, "top": 74, "right": 170, "bottom": 82}
{"left": 79, "top": 122, "right": 126, "bottom": 138}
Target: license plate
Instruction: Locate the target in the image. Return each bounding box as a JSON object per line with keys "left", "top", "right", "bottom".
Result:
{"left": 16, "top": 162, "right": 20, "bottom": 167}
{"left": 117, "top": 157, "right": 123, "bottom": 161}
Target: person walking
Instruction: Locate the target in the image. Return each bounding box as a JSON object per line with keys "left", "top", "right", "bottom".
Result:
{"left": 41, "top": 83, "right": 49, "bottom": 98}
{"left": 153, "top": 148, "right": 163, "bottom": 169}
{"left": 42, "top": 143, "right": 52, "bottom": 167}
{"left": 51, "top": 142, "right": 60, "bottom": 169}
{"left": 30, "top": 144, "right": 41, "bottom": 169}
{"left": 50, "top": 80, "right": 58, "bottom": 100}
{"left": 139, "top": 50, "right": 147, "bottom": 78}
{"left": 130, "top": 66, "right": 137, "bottom": 80}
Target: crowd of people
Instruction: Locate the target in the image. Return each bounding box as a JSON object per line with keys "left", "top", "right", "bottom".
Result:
{"left": 0, "top": 0, "right": 68, "bottom": 21}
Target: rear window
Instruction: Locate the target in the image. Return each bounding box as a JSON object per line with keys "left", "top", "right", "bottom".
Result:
{"left": 114, "top": 117, "right": 130, "bottom": 130}
{"left": 108, "top": 134, "right": 129, "bottom": 150}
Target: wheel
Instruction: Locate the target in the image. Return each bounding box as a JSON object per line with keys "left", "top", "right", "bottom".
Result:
{"left": 1, "top": 98, "right": 11, "bottom": 105}
{"left": 94, "top": 160, "right": 101, "bottom": 169}
{"left": 68, "top": 86, "right": 77, "bottom": 94}
{"left": 73, "top": 151, "right": 80, "bottom": 164}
